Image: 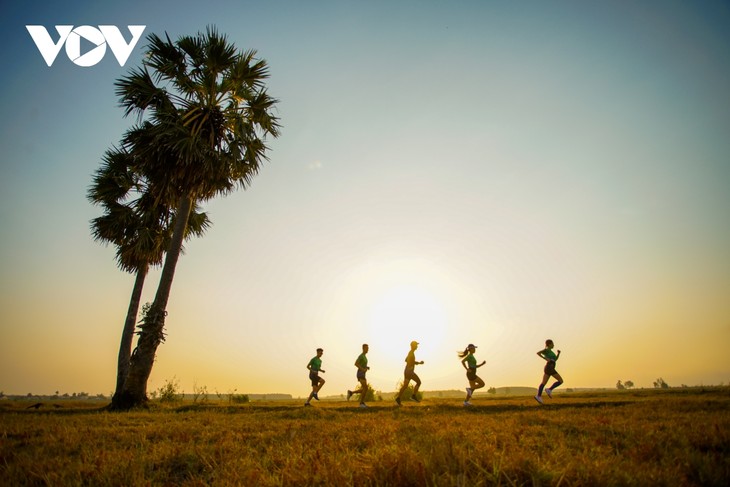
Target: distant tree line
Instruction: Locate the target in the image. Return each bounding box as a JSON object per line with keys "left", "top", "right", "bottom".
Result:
{"left": 616, "top": 378, "right": 674, "bottom": 390}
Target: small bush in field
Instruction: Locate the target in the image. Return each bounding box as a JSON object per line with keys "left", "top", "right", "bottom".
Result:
{"left": 395, "top": 382, "right": 423, "bottom": 401}
{"left": 226, "top": 388, "right": 249, "bottom": 404}
{"left": 352, "top": 384, "right": 378, "bottom": 402}
{"left": 192, "top": 382, "right": 208, "bottom": 404}
{"left": 230, "top": 394, "right": 249, "bottom": 404}
{"left": 158, "top": 377, "right": 181, "bottom": 403}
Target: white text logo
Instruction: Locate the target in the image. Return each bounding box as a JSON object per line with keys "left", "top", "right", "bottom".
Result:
{"left": 26, "top": 25, "right": 146, "bottom": 67}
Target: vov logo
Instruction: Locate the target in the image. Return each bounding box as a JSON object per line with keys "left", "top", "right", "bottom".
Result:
{"left": 26, "top": 25, "right": 146, "bottom": 67}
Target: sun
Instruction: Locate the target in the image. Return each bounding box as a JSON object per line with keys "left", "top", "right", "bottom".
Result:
{"left": 319, "top": 255, "right": 467, "bottom": 387}
{"left": 365, "top": 284, "right": 449, "bottom": 364}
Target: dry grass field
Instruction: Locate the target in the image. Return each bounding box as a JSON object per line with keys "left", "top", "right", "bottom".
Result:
{"left": 1, "top": 388, "right": 728, "bottom": 486}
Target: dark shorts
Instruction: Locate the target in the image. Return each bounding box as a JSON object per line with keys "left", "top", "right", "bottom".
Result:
{"left": 466, "top": 369, "right": 477, "bottom": 382}
{"left": 357, "top": 370, "right": 367, "bottom": 381}
{"left": 544, "top": 360, "right": 557, "bottom": 375}
{"left": 309, "top": 372, "right": 321, "bottom": 387}
{"left": 404, "top": 367, "right": 420, "bottom": 382}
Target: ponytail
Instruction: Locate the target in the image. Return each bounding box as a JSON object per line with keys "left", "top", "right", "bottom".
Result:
{"left": 457, "top": 347, "right": 470, "bottom": 358}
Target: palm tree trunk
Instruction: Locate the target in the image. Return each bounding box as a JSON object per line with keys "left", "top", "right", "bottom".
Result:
{"left": 111, "top": 194, "right": 193, "bottom": 410}
{"left": 112, "top": 264, "right": 148, "bottom": 400}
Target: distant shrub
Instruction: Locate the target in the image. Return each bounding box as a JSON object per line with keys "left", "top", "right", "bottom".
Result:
{"left": 226, "top": 388, "right": 249, "bottom": 404}
{"left": 395, "top": 382, "right": 422, "bottom": 401}
{"left": 158, "top": 377, "right": 182, "bottom": 403}
{"left": 192, "top": 382, "right": 208, "bottom": 404}
{"left": 230, "top": 394, "right": 249, "bottom": 404}
{"left": 368, "top": 385, "right": 382, "bottom": 402}
{"left": 350, "top": 384, "right": 378, "bottom": 402}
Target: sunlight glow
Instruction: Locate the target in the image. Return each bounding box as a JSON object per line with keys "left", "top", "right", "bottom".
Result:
{"left": 366, "top": 284, "right": 448, "bottom": 363}
{"left": 312, "top": 253, "right": 475, "bottom": 391}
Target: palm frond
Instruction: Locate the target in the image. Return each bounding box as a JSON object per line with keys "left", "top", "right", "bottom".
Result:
{"left": 186, "top": 206, "right": 212, "bottom": 238}
{"left": 104, "top": 25, "right": 281, "bottom": 237}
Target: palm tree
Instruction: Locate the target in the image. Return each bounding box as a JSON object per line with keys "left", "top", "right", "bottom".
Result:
{"left": 110, "top": 27, "right": 280, "bottom": 409}
{"left": 89, "top": 145, "right": 210, "bottom": 402}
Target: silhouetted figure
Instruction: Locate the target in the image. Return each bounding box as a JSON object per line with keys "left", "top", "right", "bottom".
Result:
{"left": 26, "top": 402, "right": 43, "bottom": 409}
{"left": 535, "top": 339, "right": 563, "bottom": 404}
{"left": 305, "top": 348, "right": 326, "bottom": 406}
{"left": 347, "top": 343, "right": 370, "bottom": 408}
{"left": 458, "top": 344, "right": 486, "bottom": 406}
{"left": 395, "top": 341, "right": 424, "bottom": 406}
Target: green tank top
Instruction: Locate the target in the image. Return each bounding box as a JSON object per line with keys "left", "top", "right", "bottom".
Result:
{"left": 308, "top": 356, "right": 322, "bottom": 372}
{"left": 542, "top": 348, "right": 557, "bottom": 361}
{"left": 466, "top": 353, "right": 477, "bottom": 369}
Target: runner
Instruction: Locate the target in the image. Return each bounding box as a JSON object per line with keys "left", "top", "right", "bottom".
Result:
{"left": 304, "top": 348, "right": 325, "bottom": 406}
{"left": 535, "top": 339, "right": 563, "bottom": 404}
{"left": 458, "top": 343, "right": 485, "bottom": 406}
{"left": 347, "top": 343, "right": 370, "bottom": 408}
{"left": 395, "top": 341, "right": 424, "bottom": 406}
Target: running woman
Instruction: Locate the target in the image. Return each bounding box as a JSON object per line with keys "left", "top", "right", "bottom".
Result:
{"left": 395, "top": 341, "right": 424, "bottom": 406}
{"left": 304, "top": 348, "right": 325, "bottom": 406}
{"left": 535, "top": 339, "right": 563, "bottom": 404}
{"left": 458, "top": 343, "right": 485, "bottom": 406}
{"left": 347, "top": 343, "right": 370, "bottom": 408}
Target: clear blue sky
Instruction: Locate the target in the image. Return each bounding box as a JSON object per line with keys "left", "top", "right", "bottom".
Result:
{"left": 1, "top": 1, "right": 729, "bottom": 397}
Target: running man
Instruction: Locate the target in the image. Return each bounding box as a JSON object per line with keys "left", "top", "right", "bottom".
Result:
{"left": 458, "top": 343, "right": 485, "bottom": 406}
{"left": 535, "top": 339, "right": 563, "bottom": 404}
{"left": 395, "top": 341, "right": 424, "bottom": 406}
{"left": 305, "top": 348, "right": 325, "bottom": 406}
{"left": 347, "top": 343, "right": 370, "bottom": 408}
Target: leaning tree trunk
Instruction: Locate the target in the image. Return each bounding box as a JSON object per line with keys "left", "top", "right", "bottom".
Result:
{"left": 111, "top": 195, "right": 193, "bottom": 410}
{"left": 112, "top": 263, "right": 148, "bottom": 401}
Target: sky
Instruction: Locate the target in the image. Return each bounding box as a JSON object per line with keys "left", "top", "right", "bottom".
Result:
{"left": 1, "top": 0, "right": 728, "bottom": 398}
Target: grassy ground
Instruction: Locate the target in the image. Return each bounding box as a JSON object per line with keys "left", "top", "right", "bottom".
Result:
{"left": 1, "top": 388, "right": 728, "bottom": 486}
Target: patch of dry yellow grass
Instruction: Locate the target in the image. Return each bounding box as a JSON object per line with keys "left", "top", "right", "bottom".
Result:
{"left": 1, "top": 388, "right": 728, "bottom": 485}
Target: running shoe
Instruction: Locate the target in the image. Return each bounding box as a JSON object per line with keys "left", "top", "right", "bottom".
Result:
{"left": 534, "top": 395, "right": 544, "bottom": 405}
{"left": 545, "top": 388, "right": 552, "bottom": 399}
